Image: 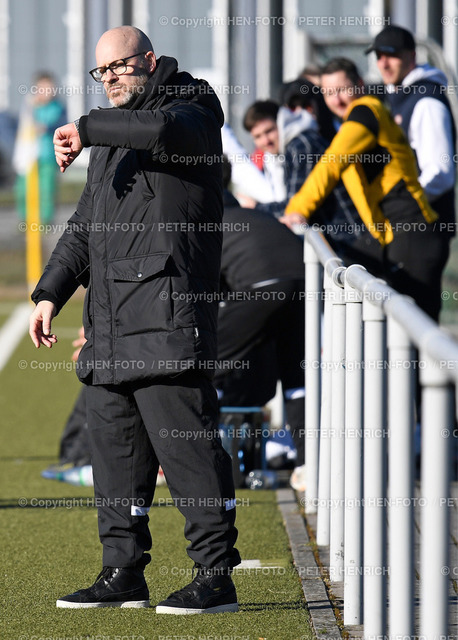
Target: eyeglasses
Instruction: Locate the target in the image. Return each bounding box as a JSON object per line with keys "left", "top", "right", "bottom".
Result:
{"left": 89, "top": 52, "right": 148, "bottom": 82}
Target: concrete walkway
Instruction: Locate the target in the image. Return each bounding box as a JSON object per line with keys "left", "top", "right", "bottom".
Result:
{"left": 279, "top": 483, "right": 458, "bottom": 639}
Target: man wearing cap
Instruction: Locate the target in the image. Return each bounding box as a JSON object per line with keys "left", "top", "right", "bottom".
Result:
{"left": 366, "top": 25, "right": 456, "bottom": 241}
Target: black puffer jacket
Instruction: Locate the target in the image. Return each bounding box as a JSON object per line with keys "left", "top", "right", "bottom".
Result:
{"left": 32, "top": 56, "right": 224, "bottom": 385}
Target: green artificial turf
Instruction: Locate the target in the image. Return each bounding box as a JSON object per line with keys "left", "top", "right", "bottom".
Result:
{"left": 0, "top": 300, "right": 314, "bottom": 640}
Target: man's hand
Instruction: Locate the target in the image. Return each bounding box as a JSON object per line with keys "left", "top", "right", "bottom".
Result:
{"left": 279, "top": 212, "right": 308, "bottom": 232}
{"left": 236, "top": 194, "right": 257, "bottom": 208}
{"left": 53, "top": 123, "right": 82, "bottom": 173}
{"left": 71, "top": 326, "right": 87, "bottom": 361}
{"left": 29, "top": 301, "right": 58, "bottom": 348}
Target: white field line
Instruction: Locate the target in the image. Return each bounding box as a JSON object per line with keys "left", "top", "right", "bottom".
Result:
{"left": 0, "top": 302, "right": 31, "bottom": 372}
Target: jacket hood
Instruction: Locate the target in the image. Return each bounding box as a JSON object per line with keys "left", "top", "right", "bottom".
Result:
{"left": 130, "top": 55, "right": 224, "bottom": 127}
{"left": 401, "top": 64, "right": 449, "bottom": 88}
{"left": 277, "top": 105, "right": 318, "bottom": 153}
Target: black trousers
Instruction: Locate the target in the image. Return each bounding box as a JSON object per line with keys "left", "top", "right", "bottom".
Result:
{"left": 215, "top": 280, "right": 305, "bottom": 461}
{"left": 59, "top": 386, "right": 91, "bottom": 465}
{"left": 335, "top": 225, "right": 449, "bottom": 322}
{"left": 383, "top": 226, "right": 450, "bottom": 322}
{"left": 85, "top": 371, "right": 241, "bottom": 572}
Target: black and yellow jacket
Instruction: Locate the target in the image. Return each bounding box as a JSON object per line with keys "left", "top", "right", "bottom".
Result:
{"left": 285, "top": 95, "right": 437, "bottom": 245}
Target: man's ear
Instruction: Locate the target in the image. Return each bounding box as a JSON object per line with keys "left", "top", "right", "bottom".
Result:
{"left": 145, "top": 51, "right": 156, "bottom": 73}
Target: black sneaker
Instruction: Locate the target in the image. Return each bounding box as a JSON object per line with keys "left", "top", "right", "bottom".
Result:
{"left": 156, "top": 566, "right": 238, "bottom": 614}
{"left": 56, "top": 567, "right": 150, "bottom": 608}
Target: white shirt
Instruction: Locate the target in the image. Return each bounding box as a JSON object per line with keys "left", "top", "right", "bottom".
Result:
{"left": 388, "top": 65, "right": 455, "bottom": 200}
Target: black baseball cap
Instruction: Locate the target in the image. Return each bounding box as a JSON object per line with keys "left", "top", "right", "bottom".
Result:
{"left": 365, "top": 25, "right": 416, "bottom": 55}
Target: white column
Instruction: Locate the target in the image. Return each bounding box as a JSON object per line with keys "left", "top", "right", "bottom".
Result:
{"left": 344, "top": 266, "right": 364, "bottom": 624}
{"left": 282, "top": 0, "right": 306, "bottom": 80}
{"left": 132, "top": 0, "right": 149, "bottom": 34}
{"left": 420, "top": 353, "right": 452, "bottom": 639}
{"left": 387, "top": 316, "right": 415, "bottom": 639}
{"left": 316, "top": 270, "right": 333, "bottom": 547}
{"left": 256, "top": 0, "right": 270, "bottom": 98}
{"left": 363, "top": 296, "right": 387, "bottom": 638}
{"left": 443, "top": 0, "right": 458, "bottom": 75}
{"left": 108, "top": 0, "right": 123, "bottom": 29}
{"left": 0, "top": 0, "right": 9, "bottom": 110}
{"left": 229, "top": 0, "right": 257, "bottom": 143}
{"left": 64, "top": 0, "right": 85, "bottom": 121}
{"left": 211, "top": 0, "right": 230, "bottom": 117}
{"left": 416, "top": 0, "right": 430, "bottom": 39}
{"left": 329, "top": 271, "right": 346, "bottom": 582}
{"left": 391, "top": 0, "right": 416, "bottom": 31}
{"left": 304, "top": 238, "right": 321, "bottom": 514}
{"left": 364, "top": 0, "right": 386, "bottom": 80}
{"left": 364, "top": 0, "right": 385, "bottom": 37}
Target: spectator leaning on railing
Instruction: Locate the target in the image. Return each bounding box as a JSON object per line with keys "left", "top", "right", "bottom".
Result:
{"left": 281, "top": 57, "right": 448, "bottom": 321}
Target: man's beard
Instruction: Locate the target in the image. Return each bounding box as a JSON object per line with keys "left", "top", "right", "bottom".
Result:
{"left": 106, "top": 73, "right": 149, "bottom": 108}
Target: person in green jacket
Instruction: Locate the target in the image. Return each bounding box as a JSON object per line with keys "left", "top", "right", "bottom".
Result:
{"left": 14, "top": 72, "right": 66, "bottom": 223}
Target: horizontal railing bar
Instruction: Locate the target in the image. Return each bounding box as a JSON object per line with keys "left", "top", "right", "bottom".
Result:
{"left": 347, "top": 267, "right": 458, "bottom": 380}
{"left": 305, "top": 228, "right": 345, "bottom": 286}
{"left": 306, "top": 228, "right": 458, "bottom": 382}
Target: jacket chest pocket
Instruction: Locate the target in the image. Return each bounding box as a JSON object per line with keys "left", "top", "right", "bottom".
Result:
{"left": 107, "top": 253, "right": 174, "bottom": 337}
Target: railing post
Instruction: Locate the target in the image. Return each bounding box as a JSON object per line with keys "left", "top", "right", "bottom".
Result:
{"left": 304, "top": 237, "right": 322, "bottom": 514}
{"left": 387, "top": 315, "right": 415, "bottom": 639}
{"left": 316, "top": 268, "right": 333, "bottom": 546}
{"left": 344, "top": 265, "right": 364, "bottom": 624}
{"left": 419, "top": 352, "right": 453, "bottom": 639}
{"left": 363, "top": 293, "right": 387, "bottom": 639}
{"left": 329, "top": 268, "right": 346, "bottom": 582}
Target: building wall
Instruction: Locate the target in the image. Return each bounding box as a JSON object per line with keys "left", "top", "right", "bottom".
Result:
{"left": 3, "top": 0, "right": 454, "bottom": 131}
{"left": 9, "top": 0, "right": 67, "bottom": 114}
{"left": 6, "top": 0, "right": 217, "bottom": 117}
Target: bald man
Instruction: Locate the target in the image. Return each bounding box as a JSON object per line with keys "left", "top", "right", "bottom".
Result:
{"left": 29, "top": 26, "right": 240, "bottom": 614}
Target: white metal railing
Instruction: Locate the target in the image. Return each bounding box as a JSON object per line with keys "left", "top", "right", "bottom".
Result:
{"left": 302, "top": 227, "right": 456, "bottom": 639}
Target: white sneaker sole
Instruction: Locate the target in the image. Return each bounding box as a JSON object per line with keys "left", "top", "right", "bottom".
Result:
{"left": 56, "top": 599, "right": 150, "bottom": 608}
{"left": 156, "top": 603, "right": 238, "bottom": 614}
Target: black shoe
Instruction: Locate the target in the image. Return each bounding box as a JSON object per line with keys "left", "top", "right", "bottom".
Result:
{"left": 156, "top": 566, "right": 238, "bottom": 614}
{"left": 56, "top": 567, "right": 150, "bottom": 608}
